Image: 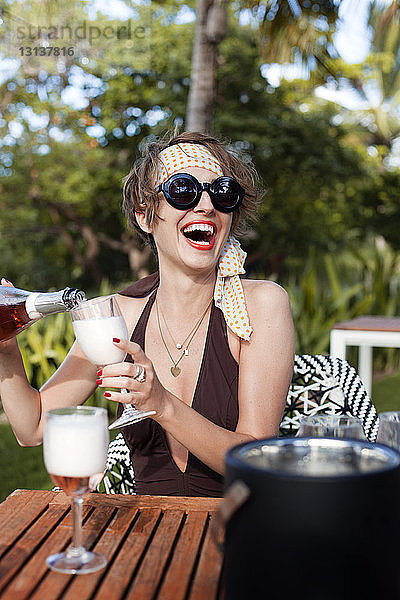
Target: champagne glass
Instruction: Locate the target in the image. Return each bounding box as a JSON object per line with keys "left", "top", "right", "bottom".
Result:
{"left": 44, "top": 406, "right": 108, "bottom": 574}
{"left": 70, "top": 295, "right": 155, "bottom": 429}
{"left": 297, "top": 414, "right": 366, "bottom": 439}
{"left": 376, "top": 411, "right": 400, "bottom": 450}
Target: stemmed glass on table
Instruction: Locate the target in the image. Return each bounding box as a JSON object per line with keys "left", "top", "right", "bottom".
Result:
{"left": 297, "top": 414, "right": 366, "bottom": 439}
{"left": 44, "top": 406, "right": 108, "bottom": 574}
{"left": 70, "top": 296, "right": 155, "bottom": 430}
{"left": 376, "top": 411, "right": 400, "bottom": 450}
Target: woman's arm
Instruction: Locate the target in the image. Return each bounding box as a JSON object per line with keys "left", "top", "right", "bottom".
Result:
{"left": 235, "top": 280, "right": 295, "bottom": 439}
{"left": 0, "top": 289, "right": 147, "bottom": 447}
{"left": 0, "top": 340, "right": 98, "bottom": 446}
{"left": 101, "top": 281, "right": 295, "bottom": 475}
{"left": 0, "top": 279, "right": 99, "bottom": 446}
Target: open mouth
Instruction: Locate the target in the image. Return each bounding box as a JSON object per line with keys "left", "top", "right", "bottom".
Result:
{"left": 181, "top": 222, "right": 216, "bottom": 248}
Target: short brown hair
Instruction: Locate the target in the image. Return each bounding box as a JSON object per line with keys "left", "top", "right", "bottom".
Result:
{"left": 122, "top": 130, "right": 261, "bottom": 251}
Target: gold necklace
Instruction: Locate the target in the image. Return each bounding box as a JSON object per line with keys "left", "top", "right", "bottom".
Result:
{"left": 155, "top": 294, "right": 213, "bottom": 377}
{"left": 158, "top": 294, "right": 213, "bottom": 350}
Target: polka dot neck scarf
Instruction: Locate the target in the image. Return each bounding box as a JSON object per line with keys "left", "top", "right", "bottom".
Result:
{"left": 154, "top": 142, "right": 223, "bottom": 186}
{"left": 215, "top": 236, "right": 253, "bottom": 341}
{"left": 154, "top": 143, "right": 252, "bottom": 341}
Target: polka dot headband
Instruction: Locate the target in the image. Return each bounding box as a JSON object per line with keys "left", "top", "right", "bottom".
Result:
{"left": 154, "top": 142, "right": 223, "bottom": 187}
{"left": 155, "top": 143, "right": 253, "bottom": 341}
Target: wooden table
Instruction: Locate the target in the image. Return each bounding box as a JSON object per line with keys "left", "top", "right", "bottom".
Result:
{"left": 330, "top": 316, "right": 400, "bottom": 395}
{"left": 0, "top": 489, "right": 224, "bottom": 599}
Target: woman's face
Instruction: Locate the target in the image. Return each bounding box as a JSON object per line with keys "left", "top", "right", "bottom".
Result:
{"left": 140, "top": 166, "right": 233, "bottom": 275}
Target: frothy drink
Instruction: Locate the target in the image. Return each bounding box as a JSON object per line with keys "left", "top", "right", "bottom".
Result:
{"left": 72, "top": 315, "right": 128, "bottom": 365}
{"left": 44, "top": 412, "right": 108, "bottom": 482}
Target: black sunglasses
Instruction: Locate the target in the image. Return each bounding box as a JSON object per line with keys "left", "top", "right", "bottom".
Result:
{"left": 157, "top": 173, "right": 245, "bottom": 213}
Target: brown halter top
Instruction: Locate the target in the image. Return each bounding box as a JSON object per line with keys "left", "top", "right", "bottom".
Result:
{"left": 118, "top": 272, "right": 239, "bottom": 497}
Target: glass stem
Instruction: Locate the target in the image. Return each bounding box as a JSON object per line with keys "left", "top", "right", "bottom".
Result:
{"left": 70, "top": 496, "right": 84, "bottom": 554}
{"left": 121, "top": 388, "right": 134, "bottom": 410}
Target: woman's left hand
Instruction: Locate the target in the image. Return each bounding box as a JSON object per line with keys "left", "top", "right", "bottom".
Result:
{"left": 97, "top": 338, "right": 166, "bottom": 418}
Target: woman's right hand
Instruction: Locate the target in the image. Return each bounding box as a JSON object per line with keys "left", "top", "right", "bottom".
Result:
{"left": 0, "top": 278, "right": 19, "bottom": 355}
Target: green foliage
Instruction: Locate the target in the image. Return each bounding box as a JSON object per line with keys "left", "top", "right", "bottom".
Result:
{"left": 286, "top": 253, "right": 374, "bottom": 355}
{"left": 0, "top": 1, "right": 198, "bottom": 290}
{"left": 323, "top": 2, "right": 400, "bottom": 152}
{"left": 1, "top": 0, "right": 397, "bottom": 288}
{"left": 0, "top": 422, "right": 52, "bottom": 501}
{"left": 0, "top": 139, "right": 132, "bottom": 290}
{"left": 359, "top": 168, "right": 400, "bottom": 253}
{"left": 214, "top": 20, "right": 380, "bottom": 276}
{"left": 19, "top": 313, "right": 75, "bottom": 387}
{"left": 284, "top": 239, "right": 400, "bottom": 373}
{"left": 238, "top": 0, "right": 340, "bottom": 83}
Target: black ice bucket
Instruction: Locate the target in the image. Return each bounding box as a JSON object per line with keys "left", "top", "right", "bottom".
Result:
{"left": 221, "top": 437, "right": 400, "bottom": 600}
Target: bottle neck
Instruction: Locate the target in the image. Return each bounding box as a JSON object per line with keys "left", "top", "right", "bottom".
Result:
{"left": 26, "top": 288, "right": 86, "bottom": 319}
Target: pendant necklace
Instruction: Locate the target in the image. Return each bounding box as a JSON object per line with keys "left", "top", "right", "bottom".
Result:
{"left": 158, "top": 295, "right": 212, "bottom": 350}
{"left": 155, "top": 294, "right": 213, "bottom": 377}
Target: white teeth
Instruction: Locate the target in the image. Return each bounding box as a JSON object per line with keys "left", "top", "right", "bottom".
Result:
{"left": 182, "top": 223, "right": 215, "bottom": 234}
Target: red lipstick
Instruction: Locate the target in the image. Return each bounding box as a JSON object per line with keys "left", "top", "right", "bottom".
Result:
{"left": 180, "top": 220, "right": 217, "bottom": 251}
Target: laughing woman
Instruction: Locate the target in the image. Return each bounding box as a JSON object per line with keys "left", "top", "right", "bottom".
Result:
{"left": 0, "top": 130, "right": 295, "bottom": 497}
{"left": 103, "top": 130, "right": 295, "bottom": 496}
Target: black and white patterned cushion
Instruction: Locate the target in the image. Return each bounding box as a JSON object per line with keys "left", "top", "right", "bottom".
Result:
{"left": 280, "top": 354, "right": 379, "bottom": 441}
{"left": 100, "top": 432, "right": 136, "bottom": 494}
{"left": 101, "top": 355, "right": 379, "bottom": 494}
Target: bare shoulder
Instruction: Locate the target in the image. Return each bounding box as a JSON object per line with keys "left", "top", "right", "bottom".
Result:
{"left": 114, "top": 292, "right": 151, "bottom": 336}
{"left": 241, "top": 278, "right": 291, "bottom": 315}
{"left": 240, "top": 279, "right": 295, "bottom": 359}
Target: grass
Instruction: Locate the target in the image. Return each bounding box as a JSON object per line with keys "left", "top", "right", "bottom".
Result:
{"left": 0, "top": 422, "right": 52, "bottom": 501}
{"left": 0, "top": 372, "right": 399, "bottom": 502}
{"left": 372, "top": 372, "right": 400, "bottom": 413}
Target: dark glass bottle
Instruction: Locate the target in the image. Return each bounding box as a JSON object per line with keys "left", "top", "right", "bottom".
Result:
{"left": 0, "top": 287, "right": 86, "bottom": 342}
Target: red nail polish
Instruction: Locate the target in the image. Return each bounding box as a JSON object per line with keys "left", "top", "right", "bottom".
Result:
{"left": 104, "top": 392, "right": 111, "bottom": 398}
{"left": 113, "top": 337, "right": 120, "bottom": 343}
{"left": 96, "top": 378, "right": 102, "bottom": 385}
{"left": 96, "top": 368, "right": 102, "bottom": 376}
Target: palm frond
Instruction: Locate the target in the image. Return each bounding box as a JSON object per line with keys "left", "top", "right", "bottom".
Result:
{"left": 238, "top": 0, "right": 341, "bottom": 81}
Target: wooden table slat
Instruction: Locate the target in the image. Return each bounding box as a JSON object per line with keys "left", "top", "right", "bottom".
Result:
{"left": 94, "top": 508, "right": 162, "bottom": 600}
{"left": 0, "top": 505, "right": 68, "bottom": 594}
{"left": 125, "top": 510, "right": 185, "bottom": 600}
{"left": 157, "top": 511, "right": 209, "bottom": 600}
{"left": 78, "top": 492, "right": 223, "bottom": 512}
{"left": 189, "top": 521, "right": 223, "bottom": 600}
{"left": 0, "top": 491, "right": 56, "bottom": 555}
{"left": 61, "top": 507, "right": 139, "bottom": 600}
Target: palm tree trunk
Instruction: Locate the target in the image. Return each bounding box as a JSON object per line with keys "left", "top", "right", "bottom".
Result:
{"left": 186, "top": 0, "right": 217, "bottom": 133}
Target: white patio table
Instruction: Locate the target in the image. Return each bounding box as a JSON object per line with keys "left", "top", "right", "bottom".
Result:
{"left": 330, "top": 316, "right": 400, "bottom": 396}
